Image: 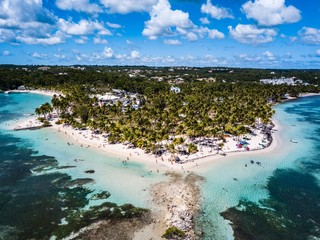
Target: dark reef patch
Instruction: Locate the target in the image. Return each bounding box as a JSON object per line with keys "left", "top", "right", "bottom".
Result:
{"left": 221, "top": 169, "right": 320, "bottom": 240}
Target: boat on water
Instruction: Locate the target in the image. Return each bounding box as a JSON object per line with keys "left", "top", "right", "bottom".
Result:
{"left": 4, "top": 91, "right": 11, "bottom": 94}
{"left": 290, "top": 139, "right": 298, "bottom": 143}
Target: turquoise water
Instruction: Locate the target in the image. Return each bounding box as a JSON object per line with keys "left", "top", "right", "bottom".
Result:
{"left": 2, "top": 93, "right": 320, "bottom": 239}
{"left": 0, "top": 93, "right": 163, "bottom": 239}
{"left": 198, "top": 96, "right": 320, "bottom": 239}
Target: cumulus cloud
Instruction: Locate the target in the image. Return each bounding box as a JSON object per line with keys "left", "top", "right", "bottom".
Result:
{"left": 186, "top": 32, "right": 198, "bottom": 41}
{"left": 0, "top": 29, "right": 16, "bottom": 43}
{"left": 106, "top": 22, "right": 122, "bottom": 29}
{"left": 56, "top": 0, "right": 102, "bottom": 14}
{"left": 0, "top": 0, "right": 64, "bottom": 45}
{"left": 16, "top": 31, "right": 65, "bottom": 45}
{"left": 199, "top": 17, "right": 210, "bottom": 25}
{"left": 2, "top": 50, "right": 10, "bottom": 56}
{"left": 0, "top": 0, "right": 56, "bottom": 29}
{"left": 228, "top": 24, "right": 277, "bottom": 45}
{"left": 263, "top": 50, "right": 275, "bottom": 60}
{"left": 237, "top": 53, "right": 261, "bottom": 62}
{"left": 100, "top": 0, "right": 157, "bottom": 14}
{"left": 54, "top": 53, "right": 67, "bottom": 59}
{"left": 75, "top": 36, "right": 88, "bottom": 44}
{"left": 31, "top": 52, "right": 48, "bottom": 59}
{"left": 164, "top": 39, "right": 182, "bottom": 45}
{"left": 130, "top": 50, "right": 140, "bottom": 59}
{"left": 299, "top": 27, "right": 320, "bottom": 45}
{"left": 242, "top": 0, "right": 301, "bottom": 26}
{"left": 194, "top": 27, "right": 224, "bottom": 40}
{"left": 142, "top": 0, "right": 194, "bottom": 40}
{"left": 207, "top": 28, "right": 224, "bottom": 39}
{"left": 94, "top": 37, "right": 108, "bottom": 44}
{"left": 201, "top": 0, "right": 233, "bottom": 19}
{"left": 58, "top": 19, "right": 112, "bottom": 36}
{"left": 102, "top": 47, "right": 114, "bottom": 58}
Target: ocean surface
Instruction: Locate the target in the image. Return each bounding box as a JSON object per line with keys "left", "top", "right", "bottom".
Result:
{"left": 197, "top": 95, "right": 320, "bottom": 239}
{"left": 1, "top": 93, "right": 320, "bottom": 240}
{"left": 0, "top": 93, "right": 163, "bottom": 239}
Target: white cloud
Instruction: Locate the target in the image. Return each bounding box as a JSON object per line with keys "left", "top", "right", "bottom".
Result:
{"left": 54, "top": 53, "right": 66, "bottom": 59}
{"left": 0, "top": 0, "right": 56, "bottom": 29}
{"left": 200, "top": 17, "right": 210, "bottom": 25}
{"left": 316, "top": 49, "right": 320, "bottom": 57}
{"left": 228, "top": 24, "right": 277, "bottom": 45}
{"left": 130, "top": 50, "right": 140, "bottom": 59}
{"left": 106, "top": 22, "right": 122, "bottom": 29}
{"left": 207, "top": 28, "right": 224, "bottom": 39}
{"left": 164, "top": 39, "right": 182, "bottom": 45}
{"left": 142, "top": 0, "right": 194, "bottom": 40}
{"left": 201, "top": 0, "right": 233, "bottom": 20}
{"left": 263, "top": 50, "right": 275, "bottom": 60}
{"left": 126, "top": 40, "right": 133, "bottom": 45}
{"left": 195, "top": 27, "right": 224, "bottom": 40}
{"left": 56, "top": 0, "right": 102, "bottom": 14}
{"left": 299, "top": 27, "right": 320, "bottom": 45}
{"left": 0, "top": 29, "right": 16, "bottom": 43}
{"left": 94, "top": 37, "right": 108, "bottom": 44}
{"left": 237, "top": 53, "right": 261, "bottom": 62}
{"left": 16, "top": 32, "right": 65, "bottom": 45}
{"left": 31, "top": 52, "right": 48, "bottom": 59}
{"left": 242, "top": 0, "right": 301, "bottom": 26}
{"left": 102, "top": 47, "right": 114, "bottom": 58}
{"left": 186, "top": 32, "right": 198, "bottom": 41}
{"left": 58, "top": 19, "right": 112, "bottom": 36}
{"left": 75, "top": 36, "right": 88, "bottom": 44}
{"left": 2, "top": 50, "right": 10, "bottom": 56}
{"left": 100, "top": 0, "right": 157, "bottom": 14}
{"left": 0, "top": 0, "right": 63, "bottom": 45}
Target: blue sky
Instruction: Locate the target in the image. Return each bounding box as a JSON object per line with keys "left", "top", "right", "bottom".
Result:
{"left": 0, "top": 0, "right": 320, "bottom": 68}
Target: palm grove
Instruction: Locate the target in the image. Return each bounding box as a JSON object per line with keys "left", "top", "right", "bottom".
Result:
{"left": 34, "top": 79, "right": 319, "bottom": 156}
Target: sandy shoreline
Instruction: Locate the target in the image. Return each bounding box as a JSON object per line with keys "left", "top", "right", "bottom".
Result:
{"left": 9, "top": 89, "right": 280, "bottom": 172}
{"left": 11, "top": 115, "right": 277, "bottom": 173}
{"left": 6, "top": 90, "right": 320, "bottom": 172}
{"left": 7, "top": 89, "right": 318, "bottom": 239}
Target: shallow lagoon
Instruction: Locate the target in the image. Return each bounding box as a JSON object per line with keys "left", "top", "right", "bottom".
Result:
{"left": 1, "top": 93, "right": 320, "bottom": 239}
{"left": 0, "top": 93, "right": 163, "bottom": 239}
{"left": 198, "top": 96, "right": 320, "bottom": 239}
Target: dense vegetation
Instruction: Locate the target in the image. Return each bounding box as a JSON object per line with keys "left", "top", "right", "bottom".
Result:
{"left": 0, "top": 65, "right": 320, "bottom": 91}
{"left": 1, "top": 65, "right": 319, "bottom": 155}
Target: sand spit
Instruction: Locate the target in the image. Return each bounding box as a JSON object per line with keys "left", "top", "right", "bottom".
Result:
{"left": 134, "top": 172, "right": 204, "bottom": 240}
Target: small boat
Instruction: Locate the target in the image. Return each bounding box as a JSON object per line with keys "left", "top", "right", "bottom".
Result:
{"left": 290, "top": 139, "right": 298, "bottom": 143}
{"left": 4, "top": 91, "right": 10, "bottom": 94}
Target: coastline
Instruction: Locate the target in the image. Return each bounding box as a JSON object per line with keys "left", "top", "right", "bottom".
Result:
{"left": 6, "top": 89, "right": 318, "bottom": 239}
{"left": 9, "top": 88, "right": 281, "bottom": 172}
{"left": 11, "top": 115, "right": 277, "bottom": 173}
{"left": 10, "top": 88, "right": 318, "bottom": 173}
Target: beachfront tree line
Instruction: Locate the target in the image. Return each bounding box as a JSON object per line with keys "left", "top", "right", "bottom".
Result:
{"left": 34, "top": 81, "right": 319, "bottom": 155}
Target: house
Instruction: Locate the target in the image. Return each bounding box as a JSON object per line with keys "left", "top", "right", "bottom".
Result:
{"left": 170, "top": 86, "right": 181, "bottom": 93}
{"left": 17, "top": 85, "right": 26, "bottom": 90}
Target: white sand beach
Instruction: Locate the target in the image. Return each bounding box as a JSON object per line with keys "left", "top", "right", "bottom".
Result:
{"left": 11, "top": 114, "right": 279, "bottom": 174}
{"left": 9, "top": 87, "right": 282, "bottom": 173}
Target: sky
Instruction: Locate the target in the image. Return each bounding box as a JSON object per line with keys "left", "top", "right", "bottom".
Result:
{"left": 0, "top": 0, "right": 320, "bottom": 68}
